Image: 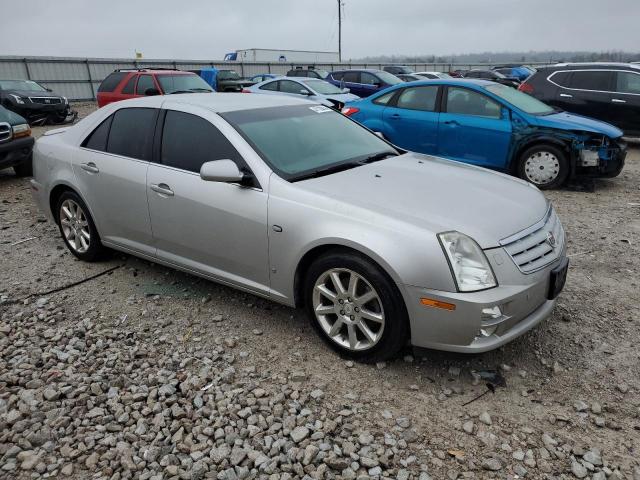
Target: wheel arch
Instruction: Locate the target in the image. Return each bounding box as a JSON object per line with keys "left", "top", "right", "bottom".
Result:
{"left": 509, "top": 135, "right": 572, "bottom": 174}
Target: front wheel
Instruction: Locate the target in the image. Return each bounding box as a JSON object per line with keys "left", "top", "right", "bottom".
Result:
{"left": 56, "top": 191, "right": 105, "bottom": 261}
{"left": 517, "top": 144, "right": 569, "bottom": 189}
{"left": 304, "top": 251, "right": 409, "bottom": 362}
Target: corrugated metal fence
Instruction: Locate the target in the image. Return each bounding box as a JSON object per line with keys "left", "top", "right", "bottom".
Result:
{"left": 0, "top": 56, "right": 549, "bottom": 101}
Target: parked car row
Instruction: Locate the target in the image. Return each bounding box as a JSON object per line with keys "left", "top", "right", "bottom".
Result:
{"left": 31, "top": 93, "right": 569, "bottom": 361}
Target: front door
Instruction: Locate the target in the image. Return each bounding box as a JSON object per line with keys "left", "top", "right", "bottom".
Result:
{"left": 146, "top": 107, "right": 270, "bottom": 293}
{"left": 381, "top": 85, "right": 440, "bottom": 155}
{"left": 73, "top": 107, "right": 157, "bottom": 256}
{"left": 611, "top": 70, "right": 640, "bottom": 135}
{"left": 559, "top": 70, "right": 614, "bottom": 123}
{"left": 438, "top": 86, "right": 512, "bottom": 169}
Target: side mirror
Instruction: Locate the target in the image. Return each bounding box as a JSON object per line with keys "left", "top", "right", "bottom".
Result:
{"left": 299, "top": 89, "right": 312, "bottom": 96}
{"left": 342, "top": 88, "right": 350, "bottom": 94}
{"left": 145, "top": 88, "right": 160, "bottom": 96}
{"left": 200, "top": 159, "right": 244, "bottom": 183}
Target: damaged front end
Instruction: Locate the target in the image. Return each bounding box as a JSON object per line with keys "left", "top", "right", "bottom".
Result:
{"left": 571, "top": 133, "right": 627, "bottom": 178}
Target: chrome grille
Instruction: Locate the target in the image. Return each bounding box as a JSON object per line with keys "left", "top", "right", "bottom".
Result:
{"left": 29, "top": 96, "right": 61, "bottom": 105}
{"left": 0, "top": 122, "right": 11, "bottom": 143}
{"left": 500, "top": 207, "right": 564, "bottom": 274}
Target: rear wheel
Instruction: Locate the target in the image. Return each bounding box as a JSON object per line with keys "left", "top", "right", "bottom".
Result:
{"left": 56, "top": 191, "right": 105, "bottom": 261}
{"left": 304, "top": 251, "right": 409, "bottom": 362}
{"left": 517, "top": 144, "right": 568, "bottom": 189}
{"left": 13, "top": 154, "right": 33, "bottom": 177}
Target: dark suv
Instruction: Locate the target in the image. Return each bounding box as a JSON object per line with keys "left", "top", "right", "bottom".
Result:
{"left": 520, "top": 63, "right": 640, "bottom": 136}
{"left": 286, "top": 67, "right": 330, "bottom": 79}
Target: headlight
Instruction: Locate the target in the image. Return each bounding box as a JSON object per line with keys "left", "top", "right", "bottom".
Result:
{"left": 12, "top": 123, "right": 31, "bottom": 138}
{"left": 62, "top": 96, "right": 68, "bottom": 104}
{"left": 9, "top": 94, "right": 25, "bottom": 104}
{"left": 438, "top": 231, "right": 497, "bottom": 292}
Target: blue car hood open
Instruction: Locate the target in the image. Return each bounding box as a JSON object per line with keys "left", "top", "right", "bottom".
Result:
{"left": 533, "top": 111, "right": 623, "bottom": 138}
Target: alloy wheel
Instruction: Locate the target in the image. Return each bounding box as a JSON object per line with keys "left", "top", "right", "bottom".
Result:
{"left": 312, "top": 268, "right": 385, "bottom": 351}
{"left": 524, "top": 151, "right": 560, "bottom": 185}
{"left": 59, "top": 199, "right": 91, "bottom": 253}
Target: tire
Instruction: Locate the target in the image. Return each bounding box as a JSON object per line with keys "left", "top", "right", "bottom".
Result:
{"left": 517, "top": 144, "right": 569, "bottom": 189}
{"left": 303, "top": 250, "right": 409, "bottom": 362}
{"left": 55, "top": 191, "right": 105, "bottom": 262}
{"left": 13, "top": 154, "right": 33, "bottom": 177}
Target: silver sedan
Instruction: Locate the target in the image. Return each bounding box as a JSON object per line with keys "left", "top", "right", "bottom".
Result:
{"left": 31, "top": 94, "right": 568, "bottom": 362}
{"left": 245, "top": 77, "right": 359, "bottom": 110}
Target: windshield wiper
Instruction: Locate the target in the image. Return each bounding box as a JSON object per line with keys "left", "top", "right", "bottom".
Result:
{"left": 168, "top": 90, "right": 196, "bottom": 94}
{"left": 359, "top": 151, "right": 399, "bottom": 164}
{"left": 291, "top": 161, "right": 364, "bottom": 182}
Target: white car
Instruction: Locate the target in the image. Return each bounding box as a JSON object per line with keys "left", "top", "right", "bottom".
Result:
{"left": 245, "top": 77, "right": 359, "bottom": 110}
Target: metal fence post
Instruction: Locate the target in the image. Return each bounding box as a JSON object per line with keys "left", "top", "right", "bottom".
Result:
{"left": 23, "top": 58, "right": 32, "bottom": 80}
{"left": 85, "top": 59, "right": 95, "bottom": 100}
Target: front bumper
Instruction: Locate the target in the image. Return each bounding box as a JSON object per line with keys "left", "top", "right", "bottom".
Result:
{"left": 405, "top": 246, "right": 567, "bottom": 353}
{"left": 574, "top": 138, "right": 627, "bottom": 179}
{"left": 0, "top": 136, "right": 34, "bottom": 169}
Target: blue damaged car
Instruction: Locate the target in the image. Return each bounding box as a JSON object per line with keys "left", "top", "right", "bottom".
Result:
{"left": 342, "top": 79, "right": 626, "bottom": 188}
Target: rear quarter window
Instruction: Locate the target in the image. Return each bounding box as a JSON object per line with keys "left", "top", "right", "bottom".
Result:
{"left": 97, "top": 72, "right": 126, "bottom": 93}
{"left": 81, "top": 116, "right": 113, "bottom": 151}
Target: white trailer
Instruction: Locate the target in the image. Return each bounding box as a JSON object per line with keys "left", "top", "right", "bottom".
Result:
{"left": 226, "top": 49, "right": 340, "bottom": 63}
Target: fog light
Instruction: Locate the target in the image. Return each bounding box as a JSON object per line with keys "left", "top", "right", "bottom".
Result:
{"left": 481, "top": 306, "right": 503, "bottom": 321}
{"left": 479, "top": 325, "right": 498, "bottom": 337}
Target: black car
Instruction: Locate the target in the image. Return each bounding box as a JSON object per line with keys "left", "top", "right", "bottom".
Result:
{"left": 286, "top": 67, "right": 330, "bottom": 79}
{"left": 0, "top": 79, "right": 74, "bottom": 125}
{"left": 520, "top": 63, "right": 640, "bottom": 136}
{"left": 383, "top": 65, "right": 414, "bottom": 75}
{"left": 463, "top": 70, "right": 520, "bottom": 88}
{"left": 0, "top": 105, "right": 34, "bottom": 177}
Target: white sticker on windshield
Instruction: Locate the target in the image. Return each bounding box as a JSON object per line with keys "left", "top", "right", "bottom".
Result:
{"left": 309, "top": 105, "right": 332, "bottom": 113}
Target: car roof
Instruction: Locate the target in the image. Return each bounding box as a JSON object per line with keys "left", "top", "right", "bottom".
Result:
{"left": 117, "top": 69, "right": 194, "bottom": 75}
{"left": 541, "top": 62, "right": 640, "bottom": 71}
{"left": 117, "top": 92, "right": 315, "bottom": 113}
{"left": 331, "top": 68, "right": 385, "bottom": 74}
{"left": 371, "top": 78, "right": 495, "bottom": 91}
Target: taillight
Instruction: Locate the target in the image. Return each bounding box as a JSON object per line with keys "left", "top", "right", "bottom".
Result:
{"left": 518, "top": 82, "right": 534, "bottom": 94}
{"left": 341, "top": 106, "right": 360, "bottom": 116}
{"left": 241, "top": 88, "right": 251, "bottom": 93}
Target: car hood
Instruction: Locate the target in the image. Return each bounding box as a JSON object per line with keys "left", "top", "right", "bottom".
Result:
{"left": 6, "top": 89, "right": 59, "bottom": 98}
{"left": 300, "top": 153, "right": 548, "bottom": 249}
{"left": 322, "top": 93, "right": 360, "bottom": 102}
{"left": 0, "top": 105, "right": 28, "bottom": 125}
{"left": 533, "top": 111, "right": 623, "bottom": 138}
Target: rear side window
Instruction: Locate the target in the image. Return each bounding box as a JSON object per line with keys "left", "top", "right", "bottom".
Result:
{"left": 161, "top": 110, "right": 242, "bottom": 173}
{"left": 121, "top": 75, "right": 136, "bottom": 94}
{"left": 615, "top": 71, "right": 640, "bottom": 94}
{"left": 446, "top": 87, "right": 501, "bottom": 118}
{"left": 396, "top": 86, "right": 439, "bottom": 111}
{"left": 136, "top": 75, "right": 155, "bottom": 95}
{"left": 259, "top": 81, "right": 279, "bottom": 91}
{"left": 82, "top": 116, "right": 113, "bottom": 151}
{"left": 279, "top": 80, "right": 303, "bottom": 94}
{"left": 106, "top": 108, "right": 157, "bottom": 160}
{"left": 568, "top": 71, "right": 613, "bottom": 91}
{"left": 98, "top": 72, "right": 126, "bottom": 93}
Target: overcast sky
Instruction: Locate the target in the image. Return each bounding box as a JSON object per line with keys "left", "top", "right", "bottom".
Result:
{"left": 2, "top": 0, "right": 638, "bottom": 60}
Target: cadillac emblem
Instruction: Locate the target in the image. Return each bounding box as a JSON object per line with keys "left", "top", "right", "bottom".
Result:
{"left": 546, "top": 231, "right": 556, "bottom": 248}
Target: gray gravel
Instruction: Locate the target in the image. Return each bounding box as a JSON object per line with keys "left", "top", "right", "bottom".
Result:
{"left": 0, "top": 103, "right": 639, "bottom": 479}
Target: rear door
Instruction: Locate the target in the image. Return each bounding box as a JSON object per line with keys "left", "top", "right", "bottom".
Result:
{"left": 381, "top": 85, "right": 440, "bottom": 155}
{"left": 73, "top": 107, "right": 157, "bottom": 255}
{"left": 342, "top": 71, "right": 364, "bottom": 96}
{"left": 118, "top": 74, "right": 139, "bottom": 102}
{"left": 146, "top": 107, "right": 270, "bottom": 293}
{"left": 610, "top": 70, "right": 640, "bottom": 135}
{"left": 438, "top": 86, "right": 512, "bottom": 169}
{"left": 557, "top": 70, "right": 614, "bottom": 122}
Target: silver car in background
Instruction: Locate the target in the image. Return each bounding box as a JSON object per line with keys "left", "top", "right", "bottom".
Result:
{"left": 31, "top": 94, "right": 568, "bottom": 362}
{"left": 245, "top": 77, "right": 359, "bottom": 110}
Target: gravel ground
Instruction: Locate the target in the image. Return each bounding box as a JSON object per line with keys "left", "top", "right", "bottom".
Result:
{"left": 1, "top": 103, "right": 639, "bottom": 480}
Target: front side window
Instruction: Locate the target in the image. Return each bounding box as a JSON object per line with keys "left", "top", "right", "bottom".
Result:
{"left": 568, "top": 71, "right": 613, "bottom": 91}
{"left": 343, "top": 71, "right": 360, "bottom": 83}
{"left": 161, "top": 110, "right": 242, "bottom": 174}
{"left": 396, "top": 86, "right": 439, "bottom": 111}
{"left": 259, "top": 81, "right": 279, "bottom": 91}
{"left": 361, "top": 72, "right": 379, "bottom": 85}
{"left": 615, "top": 71, "right": 640, "bottom": 94}
{"left": 446, "top": 87, "right": 501, "bottom": 118}
{"left": 223, "top": 105, "right": 397, "bottom": 181}
{"left": 302, "top": 79, "right": 343, "bottom": 95}
{"left": 106, "top": 108, "right": 157, "bottom": 160}
{"left": 156, "top": 74, "right": 213, "bottom": 94}
{"left": 374, "top": 71, "right": 403, "bottom": 86}
{"left": 279, "top": 80, "right": 305, "bottom": 94}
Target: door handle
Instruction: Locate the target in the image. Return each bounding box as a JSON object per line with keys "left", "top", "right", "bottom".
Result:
{"left": 80, "top": 162, "right": 99, "bottom": 174}
{"left": 559, "top": 93, "right": 573, "bottom": 98}
{"left": 390, "top": 114, "right": 401, "bottom": 120}
{"left": 443, "top": 120, "right": 459, "bottom": 126}
{"left": 611, "top": 98, "right": 627, "bottom": 104}
{"left": 150, "top": 183, "right": 174, "bottom": 197}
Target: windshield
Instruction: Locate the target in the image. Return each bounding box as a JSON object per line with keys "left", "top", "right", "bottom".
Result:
{"left": 0, "top": 80, "right": 47, "bottom": 92}
{"left": 302, "top": 79, "right": 344, "bottom": 95}
{"left": 223, "top": 105, "right": 398, "bottom": 181}
{"left": 218, "top": 70, "right": 240, "bottom": 80}
{"left": 377, "top": 71, "right": 403, "bottom": 85}
{"left": 157, "top": 74, "right": 213, "bottom": 93}
{"left": 485, "top": 84, "right": 555, "bottom": 115}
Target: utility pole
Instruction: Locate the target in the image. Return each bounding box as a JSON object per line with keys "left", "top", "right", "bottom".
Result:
{"left": 337, "top": 0, "right": 342, "bottom": 62}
